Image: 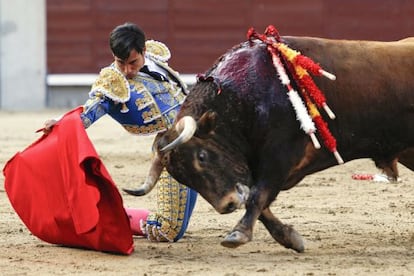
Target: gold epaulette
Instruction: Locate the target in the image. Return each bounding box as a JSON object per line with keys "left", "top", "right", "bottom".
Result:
{"left": 90, "top": 67, "right": 130, "bottom": 103}
{"left": 145, "top": 40, "right": 171, "bottom": 63}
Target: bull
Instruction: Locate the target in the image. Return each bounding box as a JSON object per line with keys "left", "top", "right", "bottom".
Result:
{"left": 125, "top": 30, "right": 414, "bottom": 253}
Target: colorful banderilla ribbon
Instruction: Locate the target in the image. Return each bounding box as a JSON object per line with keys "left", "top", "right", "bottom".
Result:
{"left": 247, "top": 25, "right": 344, "bottom": 164}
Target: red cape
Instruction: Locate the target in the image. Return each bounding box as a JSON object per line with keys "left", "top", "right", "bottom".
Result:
{"left": 3, "top": 107, "right": 134, "bottom": 255}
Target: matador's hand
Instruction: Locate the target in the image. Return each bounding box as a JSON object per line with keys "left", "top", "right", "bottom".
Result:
{"left": 42, "top": 119, "right": 58, "bottom": 134}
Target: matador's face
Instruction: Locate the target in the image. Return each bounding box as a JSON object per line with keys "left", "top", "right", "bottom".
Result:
{"left": 113, "top": 48, "right": 145, "bottom": 79}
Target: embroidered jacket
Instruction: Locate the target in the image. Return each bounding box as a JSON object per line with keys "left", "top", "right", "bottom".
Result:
{"left": 80, "top": 50, "right": 187, "bottom": 134}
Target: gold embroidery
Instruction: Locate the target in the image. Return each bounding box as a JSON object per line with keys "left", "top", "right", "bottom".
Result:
{"left": 122, "top": 118, "right": 167, "bottom": 135}
{"left": 145, "top": 40, "right": 171, "bottom": 63}
{"left": 128, "top": 79, "right": 146, "bottom": 94}
{"left": 144, "top": 169, "right": 188, "bottom": 241}
{"left": 142, "top": 107, "right": 162, "bottom": 124}
{"left": 91, "top": 67, "right": 130, "bottom": 102}
{"left": 134, "top": 92, "right": 153, "bottom": 110}
{"left": 129, "top": 75, "right": 184, "bottom": 127}
{"left": 164, "top": 110, "right": 178, "bottom": 127}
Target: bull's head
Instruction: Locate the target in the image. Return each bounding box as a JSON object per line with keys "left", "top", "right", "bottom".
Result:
{"left": 124, "top": 111, "right": 251, "bottom": 214}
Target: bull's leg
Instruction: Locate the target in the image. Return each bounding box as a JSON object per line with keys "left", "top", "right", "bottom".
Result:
{"left": 375, "top": 158, "right": 400, "bottom": 182}
{"left": 259, "top": 207, "right": 305, "bottom": 252}
{"left": 220, "top": 205, "right": 260, "bottom": 248}
{"left": 221, "top": 185, "right": 270, "bottom": 249}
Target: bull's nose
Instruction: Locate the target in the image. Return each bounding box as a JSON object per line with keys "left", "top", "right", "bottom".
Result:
{"left": 223, "top": 201, "right": 237, "bottom": 214}
{"left": 216, "top": 183, "right": 250, "bottom": 214}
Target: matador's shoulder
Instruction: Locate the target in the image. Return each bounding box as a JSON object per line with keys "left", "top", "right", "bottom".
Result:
{"left": 90, "top": 66, "right": 130, "bottom": 103}
{"left": 145, "top": 40, "right": 188, "bottom": 93}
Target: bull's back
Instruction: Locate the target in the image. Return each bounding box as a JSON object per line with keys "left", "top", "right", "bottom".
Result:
{"left": 283, "top": 36, "right": 414, "bottom": 158}
{"left": 398, "top": 37, "right": 414, "bottom": 43}
{"left": 283, "top": 36, "right": 414, "bottom": 113}
{"left": 283, "top": 36, "right": 414, "bottom": 82}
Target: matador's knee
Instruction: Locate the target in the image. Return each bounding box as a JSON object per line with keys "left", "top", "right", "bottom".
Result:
{"left": 145, "top": 169, "right": 197, "bottom": 242}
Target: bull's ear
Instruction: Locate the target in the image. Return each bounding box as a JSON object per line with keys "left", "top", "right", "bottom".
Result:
{"left": 196, "top": 110, "right": 217, "bottom": 138}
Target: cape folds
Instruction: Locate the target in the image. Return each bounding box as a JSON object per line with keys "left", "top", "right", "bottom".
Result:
{"left": 3, "top": 107, "right": 134, "bottom": 255}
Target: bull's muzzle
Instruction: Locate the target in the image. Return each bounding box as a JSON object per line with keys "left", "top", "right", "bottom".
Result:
{"left": 217, "top": 183, "right": 250, "bottom": 214}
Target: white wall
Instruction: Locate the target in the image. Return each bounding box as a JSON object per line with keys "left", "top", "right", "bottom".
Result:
{"left": 0, "top": 0, "right": 46, "bottom": 110}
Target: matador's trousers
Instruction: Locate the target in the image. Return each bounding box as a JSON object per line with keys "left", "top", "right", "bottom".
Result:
{"left": 145, "top": 168, "right": 197, "bottom": 242}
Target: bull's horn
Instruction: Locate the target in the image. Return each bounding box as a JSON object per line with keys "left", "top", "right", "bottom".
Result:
{"left": 123, "top": 153, "right": 164, "bottom": 196}
{"left": 161, "top": 116, "right": 197, "bottom": 151}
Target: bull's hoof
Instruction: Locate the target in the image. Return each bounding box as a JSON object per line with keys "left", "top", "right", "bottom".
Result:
{"left": 287, "top": 228, "right": 305, "bottom": 253}
{"left": 221, "top": 230, "right": 250, "bottom": 248}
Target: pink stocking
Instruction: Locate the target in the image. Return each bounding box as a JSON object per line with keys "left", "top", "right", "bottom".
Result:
{"left": 124, "top": 208, "right": 150, "bottom": 236}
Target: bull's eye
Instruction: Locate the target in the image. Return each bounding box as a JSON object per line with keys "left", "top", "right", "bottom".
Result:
{"left": 198, "top": 150, "right": 207, "bottom": 163}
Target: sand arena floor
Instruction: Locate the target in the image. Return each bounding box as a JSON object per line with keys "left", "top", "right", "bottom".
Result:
{"left": 1, "top": 110, "right": 413, "bottom": 275}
